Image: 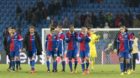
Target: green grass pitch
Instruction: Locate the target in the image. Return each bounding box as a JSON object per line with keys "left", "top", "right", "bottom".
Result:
{"left": 0, "top": 64, "right": 140, "bottom": 78}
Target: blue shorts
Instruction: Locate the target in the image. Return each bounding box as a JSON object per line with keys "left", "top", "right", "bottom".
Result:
{"left": 10, "top": 51, "right": 16, "bottom": 58}
{"left": 46, "top": 51, "right": 57, "bottom": 58}
{"left": 119, "top": 52, "right": 129, "bottom": 59}
{"left": 67, "top": 50, "right": 78, "bottom": 58}
{"left": 80, "top": 51, "right": 89, "bottom": 58}
{"left": 15, "top": 51, "right": 20, "bottom": 57}
{"left": 28, "top": 49, "right": 37, "bottom": 58}
{"left": 57, "top": 49, "right": 65, "bottom": 57}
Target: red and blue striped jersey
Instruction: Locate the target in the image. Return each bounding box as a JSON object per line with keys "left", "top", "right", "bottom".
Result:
{"left": 29, "top": 34, "right": 36, "bottom": 51}
{"left": 78, "top": 32, "right": 91, "bottom": 51}
{"left": 65, "top": 31, "right": 78, "bottom": 50}
{"left": 57, "top": 32, "right": 65, "bottom": 52}
{"left": 9, "top": 33, "right": 23, "bottom": 52}
{"left": 45, "top": 33, "right": 58, "bottom": 51}
{"left": 117, "top": 32, "right": 132, "bottom": 52}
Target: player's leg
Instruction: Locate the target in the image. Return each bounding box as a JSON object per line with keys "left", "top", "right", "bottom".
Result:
{"left": 61, "top": 51, "right": 66, "bottom": 72}
{"left": 28, "top": 51, "right": 36, "bottom": 73}
{"left": 10, "top": 51, "right": 16, "bottom": 72}
{"left": 73, "top": 49, "right": 78, "bottom": 73}
{"left": 46, "top": 51, "right": 51, "bottom": 72}
{"left": 85, "top": 52, "right": 90, "bottom": 74}
{"left": 15, "top": 51, "right": 21, "bottom": 71}
{"left": 125, "top": 52, "right": 131, "bottom": 75}
{"left": 52, "top": 51, "right": 57, "bottom": 72}
{"left": 8, "top": 54, "right": 12, "bottom": 71}
{"left": 67, "top": 51, "right": 73, "bottom": 72}
{"left": 90, "top": 57, "right": 95, "bottom": 70}
{"left": 132, "top": 53, "right": 138, "bottom": 71}
{"left": 80, "top": 51, "right": 85, "bottom": 74}
{"left": 119, "top": 52, "right": 125, "bottom": 75}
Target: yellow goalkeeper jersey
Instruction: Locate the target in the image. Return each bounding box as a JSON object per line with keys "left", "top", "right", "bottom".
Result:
{"left": 89, "top": 32, "right": 100, "bottom": 58}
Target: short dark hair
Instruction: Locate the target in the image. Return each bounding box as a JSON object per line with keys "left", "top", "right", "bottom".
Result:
{"left": 87, "top": 26, "right": 92, "bottom": 30}
{"left": 50, "top": 27, "right": 55, "bottom": 32}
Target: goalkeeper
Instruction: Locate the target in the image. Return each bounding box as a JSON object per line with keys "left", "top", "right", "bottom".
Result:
{"left": 87, "top": 27, "right": 100, "bottom": 70}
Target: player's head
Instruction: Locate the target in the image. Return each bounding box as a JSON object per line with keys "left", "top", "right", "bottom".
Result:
{"left": 81, "top": 27, "right": 87, "bottom": 33}
{"left": 87, "top": 26, "right": 92, "bottom": 33}
{"left": 69, "top": 25, "right": 74, "bottom": 32}
{"left": 56, "top": 25, "right": 62, "bottom": 33}
{"left": 29, "top": 25, "right": 35, "bottom": 34}
{"left": 12, "top": 27, "right": 16, "bottom": 33}
{"left": 8, "top": 27, "right": 13, "bottom": 34}
{"left": 120, "top": 26, "right": 126, "bottom": 33}
{"left": 50, "top": 26, "right": 55, "bottom": 34}
{"left": 130, "top": 33, "right": 135, "bottom": 39}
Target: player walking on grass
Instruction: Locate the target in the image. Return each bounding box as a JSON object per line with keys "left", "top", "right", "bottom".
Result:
{"left": 7, "top": 27, "right": 22, "bottom": 72}
{"left": 3, "top": 27, "right": 12, "bottom": 71}
{"left": 12, "top": 28, "right": 23, "bottom": 71}
{"left": 116, "top": 26, "right": 132, "bottom": 75}
{"left": 130, "top": 33, "right": 139, "bottom": 72}
{"left": 45, "top": 27, "right": 58, "bottom": 72}
{"left": 24, "top": 26, "right": 42, "bottom": 73}
{"left": 78, "top": 27, "right": 91, "bottom": 75}
{"left": 65, "top": 25, "right": 78, "bottom": 73}
{"left": 56, "top": 25, "right": 66, "bottom": 72}
{"left": 87, "top": 27, "right": 100, "bottom": 70}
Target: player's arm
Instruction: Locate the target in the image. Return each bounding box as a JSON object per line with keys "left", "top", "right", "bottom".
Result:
{"left": 65, "top": 32, "right": 70, "bottom": 43}
{"left": 55, "top": 36, "right": 59, "bottom": 52}
{"left": 35, "top": 32, "right": 42, "bottom": 55}
{"left": 77, "top": 33, "right": 84, "bottom": 42}
{"left": 45, "top": 35, "right": 48, "bottom": 51}
{"left": 23, "top": 33, "right": 28, "bottom": 49}
{"left": 128, "top": 34, "right": 133, "bottom": 52}
{"left": 85, "top": 33, "right": 91, "bottom": 42}
{"left": 18, "top": 34, "right": 23, "bottom": 51}
{"left": 116, "top": 34, "right": 120, "bottom": 54}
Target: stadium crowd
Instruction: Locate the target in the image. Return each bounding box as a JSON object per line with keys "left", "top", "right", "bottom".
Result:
{"left": 14, "top": 0, "right": 140, "bottom": 28}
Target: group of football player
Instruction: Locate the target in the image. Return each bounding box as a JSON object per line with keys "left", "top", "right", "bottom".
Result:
{"left": 3, "top": 25, "right": 139, "bottom": 75}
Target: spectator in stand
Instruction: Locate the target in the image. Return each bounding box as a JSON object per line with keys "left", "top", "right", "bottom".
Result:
{"left": 105, "top": 12, "right": 113, "bottom": 28}
{"left": 84, "top": 12, "right": 92, "bottom": 26}
{"left": 62, "top": 0, "right": 68, "bottom": 8}
{"left": 98, "top": 11, "right": 105, "bottom": 28}
{"left": 91, "top": 12, "right": 97, "bottom": 28}
{"left": 115, "top": 14, "right": 122, "bottom": 28}
{"left": 36, "top": 0, "right": 45, "bottom": 10}
{"left": 133, "top": 15, "right": 140, "bottom": 28}
{"left": 42, "top": 7, "right": 48, "bottom": 19}
{"left": 73, "top": 12, "right": 80, "bottom": 28}
{"left": 128, "top": 12, "right": 133, "bottom": 28}
{"left": 25, "top": 7, "right": 32, "bottom": 23}
{"left": 90, "top": 0, "right": 95, "bottom": 3}
{"left": 96, "top": 0, "right": 103, "bottom": 3}
{"left": 80, "top": 14, "right": 86, "bottom": 26}
{"left": 62, "top": 16, "right": 70, "bottom": 28}
{"left": 67, "top": 0, "right": 78, "bottom": 8}
{"left": 16, "top": 4, "right": 22, "bottom": 28}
